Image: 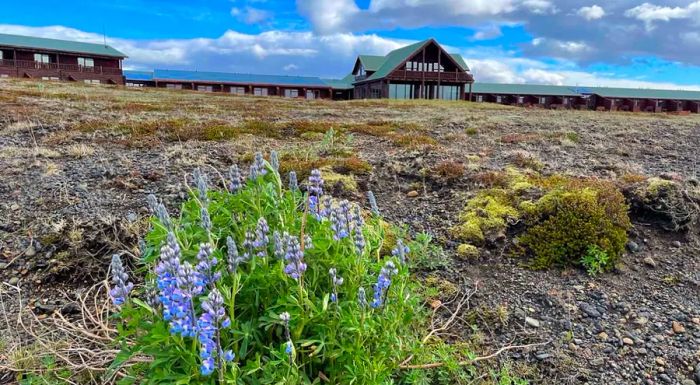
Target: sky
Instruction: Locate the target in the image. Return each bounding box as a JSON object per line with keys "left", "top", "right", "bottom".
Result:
{"left": 2, "top": 0, "right": 700, "bottom": 89}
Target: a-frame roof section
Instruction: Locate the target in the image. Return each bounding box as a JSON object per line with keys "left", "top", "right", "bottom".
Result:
{"left": 362, "top": 39, "right": 468, "bottom": 82}
{"left": 358, "top": 55, "right": 386, "bottom": 72}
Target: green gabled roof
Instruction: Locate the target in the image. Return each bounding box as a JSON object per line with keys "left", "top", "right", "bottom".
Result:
{"left": 587, "top": 87, "right": 700, "bottom": 101}
{"left": 364, "top": 39, "right": 431, "bottom": 82}
{"left": 450, "top": 54, "right": 470, "bottom": 72}
{"left": 322, "top": 73, "right": 355, "bottom": 90}
{"left": 358, "top": 55, "right": 386, "bottom": 72}
{"left": 471, "top": 83, "right": 582, "bottom": 96}
{"left": 0, "top": 33, "right": 126, "bottom": 58}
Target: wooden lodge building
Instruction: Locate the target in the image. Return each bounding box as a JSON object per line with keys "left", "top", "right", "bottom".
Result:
{"left": 0, "top": 33, "right": 126, "bottom": 85}
{"left": 1, "top": 32, "right": 699, "bottom": 113}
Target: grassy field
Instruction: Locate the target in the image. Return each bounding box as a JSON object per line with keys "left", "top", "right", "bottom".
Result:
{"left": 1, "top": 78, "right": 699, "bottom": 384}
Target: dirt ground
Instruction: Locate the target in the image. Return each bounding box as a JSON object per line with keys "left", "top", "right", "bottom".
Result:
{"left": 0, "top": 78, "right": 698, "bottom": 384}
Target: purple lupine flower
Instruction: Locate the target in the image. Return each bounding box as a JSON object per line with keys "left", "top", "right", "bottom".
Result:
{"left": 146, "top": 194, "right": 158, "bottom": 213}
{"left": 109, "top": 254, "right": 133, "bottom": 306}
{"left": 200, "top": 207, "right": 212, "bottom": 232}
{"left": 329, "top": 268, "right": 343, "bottom": 302}
{"left": 358, "top": 287, "right": 367, "bottom": 309}
{"left": 308, "top": 169, "right": 324, "bottom": 218}
{"left": 367, "top": 190, "right": 380, "bottom": 216}
{"left": 320, "top": 195, "right": 333, "bottom": 219}
{"left": 242, "top": 230, "right": 255, "bottom": 260}
{"left": 392, "top": 239, "right": 410, "bottom": 265}
{"left": 330, "top": 205, "right": 350, "bottom": 241}
{"left": 254, "top": 152, "right": 267, "bottom": 176}
{"left": 270, "top": 150, "right": 280, "bottom": 172}
{"left": 197, "top": 289, "right": 232, "bottom": 376}
{"left": 229, "top": 164, "right": 243, "bottom": 192}
{"left": 273, "top": 231, "right": 286, "bottom": 259}
{"left": 253, "top": 217, "right": 270, "bottom": 257}
{"left": 195, "top": 243, "right": 221, "bottom": 288}
{"left": 226, "top": 236, "right": 246, "bottom": 272}
{"left": 171, "top": 261, "right": 202, "bottom": 337}
{"left": 153, "top": 202, "right": 172, "bottom": 229}
{"left": 279, "top": 312, "right": 294, "bottom": 361}
{"left": 248, "top": 164, "right": 259, "bottom": 181}
{"left": 288, "top": 171, "right": 298, "bottom": 191}
{"left": 155, "top": 233, "right": 181, "bottom": 322}
{"left": 193, "top": 168, "right": 208, "bottom": 206}
{"left": 283, "top": 236, "right": 306, "bottom": 280}
{"left": 370, "top": 261, "right": 398, "bottom": 309}
{"left": 304, "top": 234, "right": 313, "bottom": 251}
{"left": 352, "top": 205, "right": 366, "bottom": 254}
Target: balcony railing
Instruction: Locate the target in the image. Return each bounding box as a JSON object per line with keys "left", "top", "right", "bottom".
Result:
{"left": 389, "top": 70, "right": 472, "bottom": 82}
{"left": 354, "top": 74, "right": 367, "bottom": 81}
{"left": 0, "top": 59, "right": 122, "bottom": 75}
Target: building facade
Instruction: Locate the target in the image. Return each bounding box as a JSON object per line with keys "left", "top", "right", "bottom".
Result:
{"left": 0, "top": 33, "right": 126, "bottom": 85}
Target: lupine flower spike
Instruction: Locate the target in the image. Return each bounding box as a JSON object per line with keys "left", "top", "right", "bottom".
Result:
{"left": 195, "top": 243, "right": 221, "bottom": 288}
{"left": 193, "top": 168, "right": 208, "bottom": 206}
{"left": 288, "top": 171, "right": 298, "bottom": 191}
{"left": 280, "top": 312, "right": 294, "bottom": 362}
{"left": 270, "top": 150, "right": 280, "bottom": 172}
{"left": 358, "top": 287, "right": 368, "bottom": 309}
{"left": 283, "top": 236, "right": 306, "bottom": 280}
{"left": 254, "top": 217, "right": 270, "bottom": 257}
{"left": 367, "top": 190, "right": 380, "bottom": 216}
{"left": 308, "top": 169, "right": 324, "bottom": 219}
{"left": 109, "top": 254, "right": 133, "bottom": 306}
{"left": 329, "top": 268, "right": 344, "bottom": 302}
{"left": 197, "top": 289, "right": 233, "bottom": 376}
{"left": 352, "top": 205, "right": 366, "bottom": 254}
{"left": 371, "top": 261, "right": 399, "bottom": 309}
{"left": 254, "top": 152, "right": 267, "bottom": 176}
{"left": 229, "top": 164, "right": 243, "bottom": 192}
{"left": 226, "top": 236, "right": 246, "bottom": 272}
{"left": 200, "top": 207, "right": 212, "bottom": 232}
{"left": 392, "top": 239, "right": 410, "bottom": 265}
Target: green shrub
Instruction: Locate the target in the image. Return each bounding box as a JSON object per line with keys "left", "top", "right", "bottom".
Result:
{"left": 519, "top": 180, "right": 630, "bottom": 270}
{"left": 107, "top": 155, "right": 486, "bottom": 384}
{"left": 580, "top": 245, "right": 611, "bottom": 276}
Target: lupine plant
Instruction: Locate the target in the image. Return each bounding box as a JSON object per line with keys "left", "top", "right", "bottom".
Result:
{"left": 108, "top": 152, "right": 453, "bottom": 385}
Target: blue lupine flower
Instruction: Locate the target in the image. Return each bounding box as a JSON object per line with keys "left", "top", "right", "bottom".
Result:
{"left": 330, "top": 204, "right": 350, "bottom": 240}
{"left": 273, "top": 231, "right": 286, "bottom": 259}
{"left": 193, "top": 168, "right": 208, "bottom": 206}
{"left": 223, "top": 350, "right": 235, "bottom": 362}
{"left": 226, "top": 236, "right": 246, "bottom": 272}
{"left": 352, "top": 205, "right": 366, "bottom": 254}
{"left": 320, "top": 195, "right": 333, "bottom": 219}
{"left": 308, "top": 169, "right": 324, "bottom": 218}
{"left": 153, "top": 202, "right": 172, "bottom": 229}
{"left": 304, "top": 234, "right": 313, "bottom": 250}
{"left": 155, "top": 234, "right": 183, "bottom": 325}
{"left": 242, "top": 230, "right": 255, "bottom": 260}
{"left": 195, "top": 243, "right": 220, "bottom": 288}
{"left": 371, "top": 261, "right": 398, "bottom": 309}
{"left": 329, "top": 268, "right": 343, "bottom": 302}
{"left": 254, "top": 152, "right": 267, "bottom": 176}
{"left": 358, "top": 287, "right": 368, "bottom": 308}
{"left": 253, "top": 217, "right": 270, "bottom": 256}
{"left": 248, "top": 164, "right": 259, "bottom": 181}
{"left": 288, "top": 171, "right": 298, "bottom": 191}
{"left": 200, "top": 207, "right": 212, "bottom": 232}
{"left": 146, "top": 194, "right": 158, "bottom": 213}
{"left": 285, "top": 341, "right": 293, "bottom": 354}
{"left": 367, "top": 190, "right": 380, "bottom": 216}
{"left": 279, "top": 312, "right": 294, "bottom": 360}
{"left": 392, "top": 239, "right": 410, "bottom": 265}
{"left": 229, "top": 164, "right": 243, "bottom": 192}
{"left": 270, "top": 150, "right": 280, "bottom": 172}
{"left": 197, "top": 289, "right": 231, "bottom": 377}
{"left": 283, "top": 236, "right": 306, "bottom": 280}
{"left": 109, "top": 254, "right": 133, "bottom": 306}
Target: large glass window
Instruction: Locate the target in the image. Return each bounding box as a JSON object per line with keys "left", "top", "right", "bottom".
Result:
{"left": 34, "top": 53, "right": 50, "bottom": 63}
{"left": 78, "top": 57, "right": 94, "bottom": 67}
{"left": 230, "top": 87, "right": 245, "bottom": 95}
{"left": 254, "top": 87, "right": 268, "bottom": 96}
{"left": 0, "top": 50, "right": 3, "bottom": 60}
{"left": 438, "top": 85, "right": 459, "bottom": 100}
{"left": 284, "top": 89, "right": 299, "bottom": 98}
{"left": 197, "top": 85, "right": 213, "bottom": 92}
{"left": 166, "top": 84, "right": 182, "bottom": 90}
{"left": 389, "top": 84, "right": 414, "bottom": 99}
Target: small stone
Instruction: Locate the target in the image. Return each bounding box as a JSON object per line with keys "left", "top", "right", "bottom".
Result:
{"left": 634, "top": 317, "right": 649, "bottom": 326}
{"left": 692, "top": 318, "right": 700, "bottom": 325}
{"left": 643, "top": 257, "right": 657, "bottom": 268}
{"left": 671, "top": 240, "right": 682, "bottom": 248}
{"left": 8, "top": 277, "right": 19, "bottom": 285}
{"left": 623, "top": 337, "right": 634, "bottom": 346}
{"left": 25, "top": 244, "right": 36, "bottom": 257}
{"left": 525, "top": 317, "right": 541, "bottom": 328}
{"left": 656, "top": 357, "right": 666, "bottom": 366}
{"left": 681, "top": 380, "right": 695, "bottom": 385}
{"left": 627, "top": 241, "right": 641, "bottom": 253}
{"left": 580, "top": 302, "right": 602, "bottom": 318}
{"left": 659, "top": 374, "right": 672, "bottom": 384}
{"left": 672, "top": 321, "right": 685, "bottom": 334}
{"left": 0, "top": 262, "right": 7, "bottom": 270}
{"left": 406, "top": 190, "right": 419, "bottom": 198}
{"left": 10, "top": 203, "right": 20, "bottom": 211}
{"left": 598, "top": 332, "right": 609, "bottom": 340}
{"left": 535, "top": 352, "right": 551, "bottom": 360}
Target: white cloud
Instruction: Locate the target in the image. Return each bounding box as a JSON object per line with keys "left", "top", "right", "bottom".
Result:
{"left": 231, "top": 6, "right": 273, "bottom": 24}
{"left": 521, "top": 0, "right": 557, "bottom": 15}
{"left": 577, "top": 5, "right": 605, "bottom": 20}
{"left": 625, "top": 1, "right": 700, "bottom": 30}
{"left": 283, "top": 63, "right": 299, "bottom": 71}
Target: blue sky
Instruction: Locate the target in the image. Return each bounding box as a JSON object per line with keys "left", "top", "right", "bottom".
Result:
{"left": 2, "top": 0, "right": 700, "bottom": 89}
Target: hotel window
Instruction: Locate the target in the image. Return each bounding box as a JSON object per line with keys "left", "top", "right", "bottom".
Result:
{"left": 539, "top": 97, "right": 546, "bottom": 104}
{"left": 254, "top": 87, "right": 268, "bottom": 96}
{"left": 34, "top": 53, "right": 50, "bottom": 63}
{"left": 518, "top": 96, "right": 525, "bottom": 104}
{"left": 78, "top": 57, "right": 94, "bottom": 67}
{"left": 166, "top": 84, "right": 183, "bottom": 90}
{"left": 197, "top": 85, "right": 213, "bottom": 92}
{"left": 230, "top": 87, "right": 245, "bottom": 95}
{"left": 477, "top": 95, "right": 484, "bottom": 102}
{"left": 0, "top": 50, "right": 3, "bottom": 60}
{"left": 306, "top": 90, "right": 316, "bottom": 100}
{"left": 284, "top": 89, "right": 299, "bottom": 98}
{"left": 496, "top": 96, "right": 503, "bottom": 103}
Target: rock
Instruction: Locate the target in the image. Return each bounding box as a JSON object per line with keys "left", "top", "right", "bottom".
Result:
{"left": 659, "top": 374, "right": 672, "bottom": 383}
{"left": 681, "top": 380, "right": 696, "bottom": 385}
{"left": 671, "top": 240, "right": 682, "bottom": 248}
{"left": 634, "top": 317, "right": 649, "bottom": 326}
{"left": 580, "top": 302, "right": 602, "bottom": 318}
{"left": 525, "top": 317, "right": 541, "bottom": 328}
{"left": 406, "top": 190, "right": 419, "bottom": 198}
{"left": 623, "top": 337, "right": 634, "bottom": 346}
{"left": 692, "top": 318, "right": 700, "bottom": 326}
{"left": 643, "top": 257, "right": 657, "bottom": 268}
{"left": 0, "top": 262, "right": 7, "bottom": 270}
{"left": 535, "top": 352, "right": 551, "bottom": 360}
{"left": 598, "top": 332, "right": 609, "bottom": 341}
{"left": 656, "top": 357, "right": 666, "bottom": 366}
{"left": 8, "top": 277, "right": 19, "bottom": 285}
{"left": 25, "top": 244, "right": 36, "bottom": 257}
{"left": 672, "top": 321, "right": 685, "bottom": 334}
{"left": 627, "top": 241, "right": 641, "bottom": 253}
